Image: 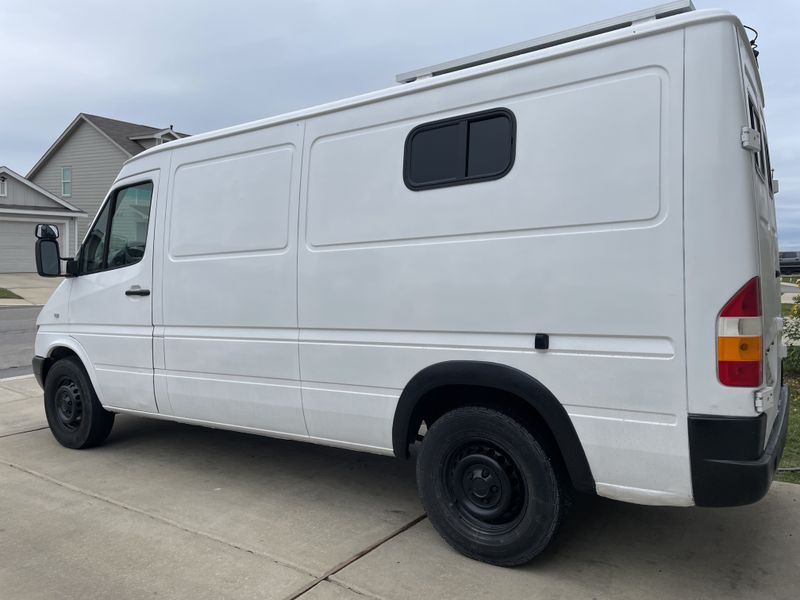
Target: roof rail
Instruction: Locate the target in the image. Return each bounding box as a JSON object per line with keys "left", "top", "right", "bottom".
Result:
{"left": 396, "top": 0, "right": 695, "bottom": 83}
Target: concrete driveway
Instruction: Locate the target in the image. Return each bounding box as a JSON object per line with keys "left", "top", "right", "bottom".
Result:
{"left": 0, "top": 273, "right": 61, "bottom": 306}
{"left": 0, "top": 306, "right": 39, "bottom": 378}
{"left": 1, "top": 375, "right": 797, "bottom": 600}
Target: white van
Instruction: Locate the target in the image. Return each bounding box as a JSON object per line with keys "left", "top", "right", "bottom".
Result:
{"left": 31, "top": 1, "right": 789, "bottom": 566}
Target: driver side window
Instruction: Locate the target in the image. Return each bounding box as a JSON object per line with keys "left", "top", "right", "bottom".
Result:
{"left": 79, "top": 181, "right": 153, "bottom": 274}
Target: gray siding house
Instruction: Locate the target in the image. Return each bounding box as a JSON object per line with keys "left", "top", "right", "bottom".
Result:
{"left": 0, "top": 166, "right": 85, "bottom": 272}
{"left": 27, "top": 113, "right": 188, "bottom": 247}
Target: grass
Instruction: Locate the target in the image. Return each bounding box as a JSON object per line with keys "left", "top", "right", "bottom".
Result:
{"left": 0, "top": 288, "right": 22, "bottom": 299}
{"left": 777, "top": 374, "right": 800, "bottom": 484}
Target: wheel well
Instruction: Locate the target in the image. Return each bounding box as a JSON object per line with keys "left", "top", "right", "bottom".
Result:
{"left": 42, "top": 347, "right": 80, "bottom": 385}
{"left": 409, "top": 385, "right": 565, "bottom": 471}
{"left": 392, "top": 361, "right": 595, "bottom": 494}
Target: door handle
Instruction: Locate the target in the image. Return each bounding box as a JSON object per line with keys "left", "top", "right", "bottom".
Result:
{"left": 125, "top": 288, "right": 150, "bottom": 297}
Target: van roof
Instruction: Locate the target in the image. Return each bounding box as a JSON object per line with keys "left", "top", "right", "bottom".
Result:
{"left": 396, "top": 0, "right": 695, "bottom": 83}
{"left": 129, "top": 6, "right": 754, "bottom": 165}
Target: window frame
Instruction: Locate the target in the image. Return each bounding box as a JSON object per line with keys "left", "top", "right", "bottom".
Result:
{"left": 403, "top": 107, "right": 516, "bottom": 191}
{"left": 759, "top": 113, "right": 774, "bottom": 199}
{"left": 747, "top": 96, "right": 774, "bottom": 199}
{"left": 61, "top": 167, "right": 72, "bottom": 197}
{"left": 77, "top": 180, "right": 154, "bottom": 276}
{"left": 747, "top": 99, "right": 766, "bottom": 182}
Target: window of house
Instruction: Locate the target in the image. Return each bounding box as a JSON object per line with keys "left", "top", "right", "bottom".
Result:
{"left": 0, "top": 177, "right": 7, "bottom": 197}
{"left": 404, "top": 108, "right": 515, "bottom": 190}
{"left": 61, "top": 167, "right": 72, "bottom": 197}
{"left": 78, "top": 181, "right": 153, "bottom": 274}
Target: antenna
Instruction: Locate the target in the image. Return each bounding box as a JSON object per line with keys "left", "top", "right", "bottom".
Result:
{"left": 743, "top": 25, "right": 759, "bottom": 58}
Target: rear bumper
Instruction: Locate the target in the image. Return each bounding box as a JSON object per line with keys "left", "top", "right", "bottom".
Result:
{"left": 32, "top": 355, "right": 46, "bottom": 389}
{"left": 688, "top": 385, "right": 790, "bottom": 507}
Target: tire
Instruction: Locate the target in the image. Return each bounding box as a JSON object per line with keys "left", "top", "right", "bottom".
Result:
{"left": 417, "top": 405, "right": 566, "bottom": 566}
{"left": 43, "top": 357, "right": 115, "bottom": 449}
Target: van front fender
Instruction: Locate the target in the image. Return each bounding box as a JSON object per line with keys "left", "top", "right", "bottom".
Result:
{"left": 34, "top": 332, "right": 101, "bottom": 397}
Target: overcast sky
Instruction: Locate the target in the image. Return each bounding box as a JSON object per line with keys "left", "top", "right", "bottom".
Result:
{"left": 1, "top": 0, "right": 797, "bottom": 245}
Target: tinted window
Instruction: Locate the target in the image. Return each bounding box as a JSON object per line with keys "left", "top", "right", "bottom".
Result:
{"left": 107, "top": 183, "right": 153, "bottom": 268}
{"left": 468, "top": 115, "right": 514, "bottom": 178}
{"left": 80, "top": 200, "right": 111, "bottom": 274}
{"left": 408, "top": 123, "right": 467, "bottom": 186}
{"left": 404, "top": 108, "right": 515, "bottom": 190}
{"left": 748, "top": 100, "right": 765, "bottom": 179}
{"left": 78, "top": 181, "right": 153, "bottom": 274}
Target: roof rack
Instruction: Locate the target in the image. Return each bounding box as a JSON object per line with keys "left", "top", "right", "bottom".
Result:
{"left": 396, "top": 0, "right": 695, "bottom": 84}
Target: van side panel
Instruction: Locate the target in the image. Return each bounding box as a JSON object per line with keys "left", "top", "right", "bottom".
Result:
{"left": 738, "top": 34, "right": 782, "bottom": 438}
{"left": 299, "top": 31, "right": 691, "bottom": 503}
{"left": 158, "top": 122, "right": 307, "bottom": 436}
{"left": 683, "top": 21, "right": 762, "bottom": 418}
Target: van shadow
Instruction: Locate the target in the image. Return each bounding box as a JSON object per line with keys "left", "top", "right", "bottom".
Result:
{"left": 102, "top": 414, "right": 421, "bottom": 516}
{"left": 532, "top": 489, "right": 785, "bottom": 592}
{"left": 103, "top": 415, "right": 788, "bottom": 588}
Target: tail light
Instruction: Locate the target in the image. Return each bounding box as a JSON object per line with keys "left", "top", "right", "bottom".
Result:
{"left": 717, "top": 277, "right": 762, "bottom": 387}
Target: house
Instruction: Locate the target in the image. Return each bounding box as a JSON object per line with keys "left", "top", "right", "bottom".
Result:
{"left": 0, "top": 166, "right": 85, "bottom": 273}
{"left": 26, "top": 113, "right": 189, "bottom": 248}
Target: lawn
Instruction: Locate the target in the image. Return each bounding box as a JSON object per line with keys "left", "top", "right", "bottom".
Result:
{"left": 777, "top": 374, "right": 800, "bottom": 484}
{"left": 0, "top": 288, "right": 22, "bottom": 299}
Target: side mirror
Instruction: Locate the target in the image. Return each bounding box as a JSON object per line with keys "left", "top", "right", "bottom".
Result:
{"left": 35, "top": 223, "right": 59, "bottom": 240}
{"left": 66, "top": 258, "right": 79, "bottom": 277}
{"left": 772, "top": 179, "right": 780, "bottom": 195}
{"left": 35, "top": 238, "right": 61, "bottom": 277}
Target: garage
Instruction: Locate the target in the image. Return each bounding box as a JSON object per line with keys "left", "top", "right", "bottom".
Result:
{"left": 0, "top": 167, "right": 84, "bottom": 273}
{"left": 0, "top": 220, "right": 41, "bottom": 273}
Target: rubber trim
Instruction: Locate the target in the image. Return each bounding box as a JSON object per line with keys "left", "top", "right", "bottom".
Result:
{"left": 391, "top": 360, "right": 595, "bottom": 493}
{"left": 402, "top": 108, "right": 516, "bottom": 191}
{"left": 32, "top": 355, "right": 46, "bottom": 389}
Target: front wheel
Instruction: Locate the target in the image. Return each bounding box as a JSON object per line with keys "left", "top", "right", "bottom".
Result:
{"left": 44, "top": 356, "right": 115, "bottom": 449}
{"left": 416, "top": 406, "right": 566, "bottom": 566}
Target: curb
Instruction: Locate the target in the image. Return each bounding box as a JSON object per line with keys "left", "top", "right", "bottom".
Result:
{"left": 0, "top": 304, "right": 43, "bottom": 310}
{"left": 0, "top": 374, "right": 35, "bottom": 382}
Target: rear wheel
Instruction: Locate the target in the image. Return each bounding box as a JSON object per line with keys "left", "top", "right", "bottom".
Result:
{"left": 417, "top": 405, "right": 566, "bottom": 566}
{"left": 44, "top": 357, "right": 114, "bottom": 449}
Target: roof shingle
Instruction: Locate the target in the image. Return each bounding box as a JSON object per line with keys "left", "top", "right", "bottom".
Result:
{"left": 82, "top": 113, "right": 189, "bottom": 156}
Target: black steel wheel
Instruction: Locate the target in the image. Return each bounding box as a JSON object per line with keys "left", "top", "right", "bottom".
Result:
{"left": 417, "top": 405, "right": 566, "bottom": 566}
{"left": 445, "top": 440, "right": 527, "bottom": 533}
{"left": 44, "top": 356, "right": 115, "bottom": 449}
{"left": 53, "top": 378, "right": 83, "bottom": 431}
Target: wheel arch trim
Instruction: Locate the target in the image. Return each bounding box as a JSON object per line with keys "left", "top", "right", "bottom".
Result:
{"left": 37, "top": 335, "right": 101, "bottom": 398}
{"left": 391, "top": 360, "right": 595, "bottom": 494}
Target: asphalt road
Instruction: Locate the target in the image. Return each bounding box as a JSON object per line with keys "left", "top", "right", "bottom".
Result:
{"left": 0, "top": 306, "right": 39, "bottom": 378}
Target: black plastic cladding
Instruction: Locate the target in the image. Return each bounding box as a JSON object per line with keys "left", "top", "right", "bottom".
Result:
{"left": 391, "top": 361, "right": 595, "bottom": 493}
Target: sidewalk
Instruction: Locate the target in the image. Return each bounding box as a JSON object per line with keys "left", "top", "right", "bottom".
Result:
{"left": 0, "top": 374, "right": 798, "bottom": 599}
{"left": 0, "top": 273, "right": 61, "bottom": 306}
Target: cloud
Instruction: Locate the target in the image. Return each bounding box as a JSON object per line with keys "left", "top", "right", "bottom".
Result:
{"left": 1, "top": 0, "right": 797, "bottom": 245}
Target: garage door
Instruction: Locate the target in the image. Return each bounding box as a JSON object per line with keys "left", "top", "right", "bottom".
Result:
{"left": 0, "top": 220, "right": 38, "bottom": 272}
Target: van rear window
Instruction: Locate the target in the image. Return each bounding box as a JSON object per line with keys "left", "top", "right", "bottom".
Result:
{"left": 404, "top": 108, "right": 515, "bottom": 190}
{"left": 748, "top": 99, "right": 766, "bottom": 179}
